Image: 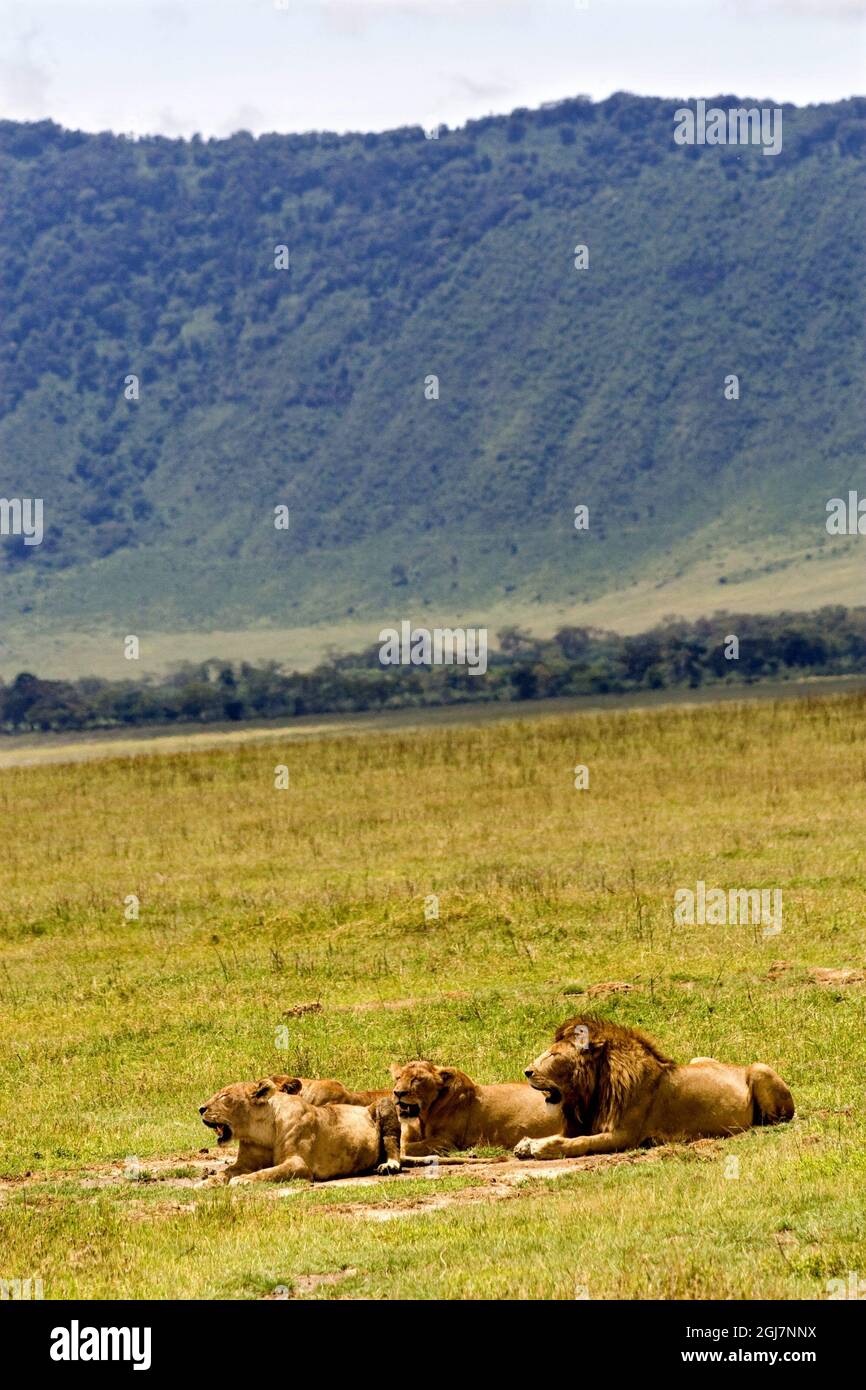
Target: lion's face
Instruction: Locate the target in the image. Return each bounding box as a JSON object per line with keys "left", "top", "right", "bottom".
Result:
{"left": 524, "top": 1043, "right": 582, "bottom": 1106}
{"left": 390, "top": 1061, "right": 452, "bottom": 1121}
{"left": 199, "top": 1079, "right": 287, "bottom": 1146}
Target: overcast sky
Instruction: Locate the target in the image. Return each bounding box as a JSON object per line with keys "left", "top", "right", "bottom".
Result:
{"left": 0, "top": 0, "right": 863, "bottom": 139}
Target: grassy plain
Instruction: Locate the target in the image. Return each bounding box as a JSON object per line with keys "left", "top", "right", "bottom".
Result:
{"left": 0, "top": 691, "right": 864, "bottom": 1299}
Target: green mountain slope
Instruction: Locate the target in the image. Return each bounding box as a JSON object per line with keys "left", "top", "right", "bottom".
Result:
{"left": 0, "top": 94, "right": 863, "bottom": 668}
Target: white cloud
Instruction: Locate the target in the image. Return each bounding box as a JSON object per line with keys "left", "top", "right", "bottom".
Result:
{"left": 0, "top": 0, "right": 859, "bottom": 138}
{"left": 219, "top": 103, "right": 267, "bottom": 135}
{"left": 757, "top": 0, "right": 866, "bottom": 14}
{"left": 447, "top": 72, "right": 515, "bottom": 101}
{"left": 0, "top": 26, "right": 52, "bottom": 118}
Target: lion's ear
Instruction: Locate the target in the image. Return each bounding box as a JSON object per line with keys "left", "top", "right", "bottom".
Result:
{"left": 436, "top": 1068, "right": 454, "bottom": 1085}
{"left": 252, "top": 1079, "right": 275, "bottom": 1100}
{"left": 271, "top": 1075, "right": 302, "bottom": 1095}
{"left": 388, "top": 1063, "right": 402, "bottom": 1079}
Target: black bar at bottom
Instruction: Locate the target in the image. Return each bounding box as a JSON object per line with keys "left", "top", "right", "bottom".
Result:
{"left": 3, "top": 1298, "right": 857, "bottom": 1375}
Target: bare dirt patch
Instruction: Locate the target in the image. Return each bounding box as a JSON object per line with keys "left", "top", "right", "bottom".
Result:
{"left": 762, "top": 962, "right": 865, "bottom": 987}
{"left": 0, "top": 1153, "right": 216, "bottom": 1195}
{"left": 282, "top": 1002, "right": 323, "bottom": 1019}
{"left": 0, "top": 1139, "right": 725, "bottom": 1213}
{"left": 765, "top": 960, "right": 794, "bottom": 981}
{"left": 260, "top": 1267, "right": 359, "bottom": 1297}
{"left": 276, "top": 1139, "right": 726, "bottom": 1217}
{"left": 808, "top": 967, "right": 865, "bottom": 986}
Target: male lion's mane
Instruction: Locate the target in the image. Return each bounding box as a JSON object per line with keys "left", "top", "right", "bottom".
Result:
{"left": 554, "top": 1015, "right": 674, "bottom": 1137}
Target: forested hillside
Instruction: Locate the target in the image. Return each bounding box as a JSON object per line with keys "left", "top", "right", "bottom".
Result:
{"left": 0, "top": 94, "right": 863, "bottom": 642}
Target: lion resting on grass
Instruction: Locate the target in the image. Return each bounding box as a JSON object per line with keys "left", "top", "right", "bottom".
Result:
{"left": 514, "top": 1016, "right": 795, "bottom": 1161}
{"left": 390, "top": 1060, "right": 563, "bottom": 1156}
{"left": 198, "top": 1077, "right": 401, "bottom": 1183}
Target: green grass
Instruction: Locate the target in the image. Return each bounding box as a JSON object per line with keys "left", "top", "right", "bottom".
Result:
{"left": 1, "top": 692, "right": 864, "bottom": 1298}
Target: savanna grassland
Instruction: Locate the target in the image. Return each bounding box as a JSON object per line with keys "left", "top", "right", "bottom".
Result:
{"left": 0, "top": 691, "right": 864, "bottom": 1300}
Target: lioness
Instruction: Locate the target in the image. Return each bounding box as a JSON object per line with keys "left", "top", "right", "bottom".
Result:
{"left": 270, "top": 1074, "right": 389, "bottom": 1107}
{"left": 199, "top": 1077, "right": 402, "bottom": 1182}
{"left": 390, "top": 1060, "right": 563, "bottom": 1155}
{"left": 514, "top": 1016, "right": 795, "bottom": 1160}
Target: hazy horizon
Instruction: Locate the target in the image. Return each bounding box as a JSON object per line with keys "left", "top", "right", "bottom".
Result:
{"left": 1, "top": 0, "right": 863, "bottom": 141}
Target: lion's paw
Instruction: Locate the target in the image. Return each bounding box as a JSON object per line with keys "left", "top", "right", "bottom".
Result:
{"left": 514, "top": 1138, "right": 536, "bottom": 1160}
{"left": 228, "top": 1174, "right": 253, "bottom": 1187}
{"left": 376, "top": 1159, "right": 402, "bottom": 1176}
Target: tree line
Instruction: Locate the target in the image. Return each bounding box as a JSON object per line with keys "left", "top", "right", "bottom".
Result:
{"left": 1, "top": 608, "right": 863, "bottom": 734}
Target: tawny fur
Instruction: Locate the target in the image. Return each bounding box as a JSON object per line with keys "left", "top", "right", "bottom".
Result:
{"left": 515, "top": 1015, "right": 795, "bottom": 1161}
{"left": 269, "top": 1075, "right": 390, "bottom": 1107}
{"left": 390, "top": 1059, "right": 563, "bottom": 1156}
{"left": 199, "top": 1079, "right": 402, "bottom": 1183}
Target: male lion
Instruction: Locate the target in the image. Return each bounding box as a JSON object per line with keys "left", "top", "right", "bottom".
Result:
{"left": 198, "top": 1077, "right": 402, "bottom": 1182}
{"left": 390, "top": 1059, "right": 563, "bottom": 1156}
{"left": 514, "top": 1016, "right": 795, "bottom": 1160}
